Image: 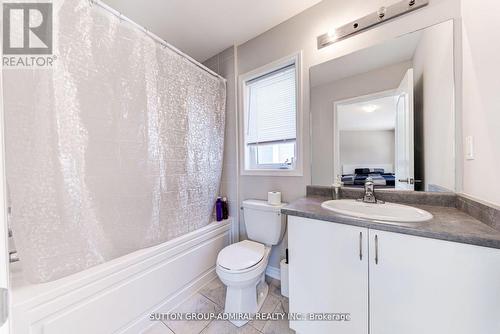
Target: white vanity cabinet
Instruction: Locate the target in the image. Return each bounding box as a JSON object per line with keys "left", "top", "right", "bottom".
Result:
{"left": 368, "top": 229, "right": 500, "bottom": 334}
{"left": 288, "top": 216, "right": 369, "bottom": 334}
{"left": 288, "top": 216, "right": 500, "bottom": 334}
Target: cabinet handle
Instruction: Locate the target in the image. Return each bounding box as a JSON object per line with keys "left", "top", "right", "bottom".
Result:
{"left": 375, "top": 234, "right": 379, "bottom": 265}
{"left": 359, "top": 232, "right": 363, "bottom": 261}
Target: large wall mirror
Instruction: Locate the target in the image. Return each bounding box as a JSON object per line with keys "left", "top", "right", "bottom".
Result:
{"left": 310, "top": 20, "right": 455, "bottom": 192}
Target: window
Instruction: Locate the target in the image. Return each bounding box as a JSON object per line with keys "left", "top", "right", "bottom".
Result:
{"left": 241, "top": 53, "right": 301, "bottom": 175}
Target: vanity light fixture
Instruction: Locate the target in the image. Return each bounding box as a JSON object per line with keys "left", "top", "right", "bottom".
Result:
{"left": 317, "top": 0, "right": 429, "bottom": 49}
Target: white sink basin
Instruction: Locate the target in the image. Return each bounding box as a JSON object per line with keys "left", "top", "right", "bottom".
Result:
{"left": 321, "top": 199, "right": 433, "bottom": 223}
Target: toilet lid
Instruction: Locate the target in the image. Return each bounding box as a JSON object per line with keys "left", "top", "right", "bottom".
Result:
{"left": 217, "top": 240, "right": 265, "bottom": 271}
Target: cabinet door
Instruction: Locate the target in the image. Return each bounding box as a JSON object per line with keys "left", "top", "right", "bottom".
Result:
{"left": 369, "top": 229, "right": 500, "bottom": 334}
{"left": 288, "top": 216, "right": 368, "bottom": 334}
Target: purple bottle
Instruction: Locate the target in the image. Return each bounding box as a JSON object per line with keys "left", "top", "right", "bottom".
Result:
{"left": 216, "top": 197, "right": 223, "bottom": 221}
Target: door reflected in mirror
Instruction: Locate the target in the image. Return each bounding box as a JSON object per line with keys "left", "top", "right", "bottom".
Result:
{"left": 311, "top": 20, "right": 455, "bottom": 192}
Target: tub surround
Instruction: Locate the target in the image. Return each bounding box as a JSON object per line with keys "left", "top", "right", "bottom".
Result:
{"left": 283, "top": 188, "right": 500, "bottom": 249}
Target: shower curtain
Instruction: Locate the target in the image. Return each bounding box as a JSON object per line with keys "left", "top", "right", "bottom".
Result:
{"left": 3, "top": 0, "right": 226, "bottom": 283}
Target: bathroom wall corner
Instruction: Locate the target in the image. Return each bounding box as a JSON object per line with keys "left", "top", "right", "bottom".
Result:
{"left": 204, "top": 45, "right": 240, "bottom": 243}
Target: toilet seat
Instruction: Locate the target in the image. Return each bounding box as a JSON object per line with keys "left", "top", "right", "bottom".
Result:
{"left": 217, "top": 240, "right": 265, "bottom": 271}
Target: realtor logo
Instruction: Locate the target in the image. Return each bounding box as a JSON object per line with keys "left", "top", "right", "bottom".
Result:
{"left": 2, "top": 2, "right": 55, "bottom": 68}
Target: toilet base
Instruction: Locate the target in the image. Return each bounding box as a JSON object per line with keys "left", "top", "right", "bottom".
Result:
{"left": 224, "top": 275, "right": 269, "bottom": 327}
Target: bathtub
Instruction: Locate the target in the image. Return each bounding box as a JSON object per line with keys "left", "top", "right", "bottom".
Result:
{"left": 10, "top": 219, "right": 232, "bottom": 334}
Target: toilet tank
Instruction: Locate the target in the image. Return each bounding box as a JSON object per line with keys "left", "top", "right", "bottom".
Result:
{"left": 242, "top": 200, "right": 287, "bottom": 246}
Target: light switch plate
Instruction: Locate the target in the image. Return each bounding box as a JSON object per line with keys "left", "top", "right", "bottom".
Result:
{"left": 465, "top": 136, "right": 474, "bottom": 160}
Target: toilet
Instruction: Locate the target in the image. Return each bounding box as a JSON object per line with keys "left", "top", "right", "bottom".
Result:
{"left": 216, "top": 199, "right": 287, "bottom": 327}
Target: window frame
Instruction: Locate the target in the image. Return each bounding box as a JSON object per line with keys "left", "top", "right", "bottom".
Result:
{"left": 238, "top": 51, "right": 303, "bottom": 176}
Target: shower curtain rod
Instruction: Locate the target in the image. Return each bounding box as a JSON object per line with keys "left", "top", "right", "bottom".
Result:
{"left": 89, "top": 0, "right": 226, "bottom": 82}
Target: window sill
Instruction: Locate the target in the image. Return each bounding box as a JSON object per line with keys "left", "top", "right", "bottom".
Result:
{"left": 240, "top": 169, "right": 303, "bottom": 177}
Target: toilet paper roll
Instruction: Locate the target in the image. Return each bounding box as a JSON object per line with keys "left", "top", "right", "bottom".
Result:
{"left": 268, "top": 191, "right": 282, "bottom": 206}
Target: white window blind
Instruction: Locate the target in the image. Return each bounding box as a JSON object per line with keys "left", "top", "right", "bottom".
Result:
{"left": 246, "top": 64, "right": 296, "bottom": 145}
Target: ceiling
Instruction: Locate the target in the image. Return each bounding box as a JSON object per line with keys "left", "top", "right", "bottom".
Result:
{"left": 338, "top": 95, "right": 397, "bottom": 131}
{"left": 310, "top": 29, "right": 422, "bottom": 88}
{"left": 103, "top": 0, "right": 323, "bottom": 62}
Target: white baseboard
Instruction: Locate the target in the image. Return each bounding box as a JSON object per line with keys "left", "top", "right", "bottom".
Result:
{"left": 266, "top": 265, "right": 281, "bottom": 281}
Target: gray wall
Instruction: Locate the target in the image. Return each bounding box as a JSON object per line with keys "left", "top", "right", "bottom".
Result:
{"left": 340, "top": 130, "right": 395, "bottom": 173}
{"left": 232, "top": 0, "right": 461, "bottom": 270}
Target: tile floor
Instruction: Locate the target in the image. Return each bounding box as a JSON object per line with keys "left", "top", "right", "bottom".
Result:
{"left": 146, "top": 277, "right": 294, "bottom": 334}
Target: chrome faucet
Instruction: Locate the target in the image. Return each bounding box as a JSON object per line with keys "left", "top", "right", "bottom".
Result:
{"left": 358, "top": 177, "right": 383, "bottom": 204}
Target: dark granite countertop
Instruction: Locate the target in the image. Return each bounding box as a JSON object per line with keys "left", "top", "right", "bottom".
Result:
{"left": 282, "top": 196, "right": 500, "bottom": 249}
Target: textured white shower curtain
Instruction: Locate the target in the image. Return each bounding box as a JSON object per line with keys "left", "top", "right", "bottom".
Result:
{"left": 3, "top": 0, "right": 226, "bottom": 283}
